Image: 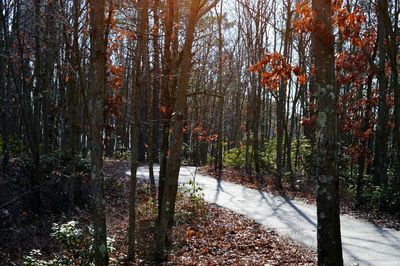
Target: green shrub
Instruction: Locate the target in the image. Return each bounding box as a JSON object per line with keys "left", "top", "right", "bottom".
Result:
{"left": 41, "top": 149, "right": 90, "bottom": 176}
{"left": 223, "top": 147, "right": 245, "bottom": 169}
{"left": 114, "top": 150, "right": 130, "bottom": 161}
{"left": 137, "top": 183, "right": 158, "bottom": 218}
{"left": 292, "top": 137, "right": 314, "bottom": 175}
{"left": 175, "top": 179, "right": 206, "bottom": 224}
{"left": 222, "top": 138, "right": 313, "bottom": 176}
{"left": 340, "top": 169, "right": 400, "bottom": 214}
{"left": 22, "top": 249, "right": 70, "bottom": 266}
{"left": 368, "top": 178, "right": 400, "bottom": 213}
{"left": 23, "top": 221, "right": 115, "bottom": 266}
{"left": 260, "top": 139, "right": 276, "bottom": 172}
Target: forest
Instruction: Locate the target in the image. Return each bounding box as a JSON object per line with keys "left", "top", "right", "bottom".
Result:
{"left": 0, "top": 0, "right": 399, "bottom": 265}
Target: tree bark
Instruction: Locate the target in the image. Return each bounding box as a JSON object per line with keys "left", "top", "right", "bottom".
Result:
{"left": 215, "top": 0, "right": 224, "bottom": 178}
{"left": 373, "top": 0, "right": 390, "bottom": 185}
{"left": 158, "top": 0, "right": 175, "bottom": 222}
{"left": 312, "top": 0, "right": 343, "bottom": 265}
{"left": 89, "top": 0, "right": 108, "bottom": 264}
{"left": 156, "top": 0, "right": 218, "bottom": 259}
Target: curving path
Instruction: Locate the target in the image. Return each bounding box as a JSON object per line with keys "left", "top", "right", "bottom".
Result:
{"left": 127, "top": 165, "right": 400, "bottom": 266}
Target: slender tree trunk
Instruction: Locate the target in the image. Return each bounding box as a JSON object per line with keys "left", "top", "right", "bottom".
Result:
{"left": 158, "top": 0, "right": 175, "bottom": 221}
{"left": 156, "top": 0, "right": 218, "bottom": 259}
{"left": 156, "top": 2, "right": 198, "bottom": 256}
{"left": 67, "top": 0, "right": 81, "bottom": 216}
{"left": 275, "top": 0, "right": 292, "bottom": 190}
{"left": 245, "top": 85, "right": 253, "bottom": 175}
{"left": 253, "top": 80, "right": 262, "bottom": 182}
{"left": 357, "top": 73, "right": 374, "bottom": 205}
{"left": 13, "top": 1, "right": 42, "bottom": 213}
{"left": 0, "top": 5, "right": 9, "bottom": 172}
{"left": 127, "top": 47, "right": 141, "bottom": 262}
{"left": 128, "top": 0, "right": 150, "bottom": 260}
{"left": 152, "top": 0, "right": 161, "bottom": 162}
{"left": 215, "top": 0, "right": 224, "bottom": 178}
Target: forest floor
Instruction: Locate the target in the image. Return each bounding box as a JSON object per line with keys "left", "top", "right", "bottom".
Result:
{"left": 0, "top": 159, "right": 316, "bottom": 265}
{"left": 199, "top": 165, "right": 400, "bottom": 231}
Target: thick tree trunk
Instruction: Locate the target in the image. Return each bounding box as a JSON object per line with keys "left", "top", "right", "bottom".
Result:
{"left": 88, "top": 0, "right": 108, "bottom": 264}
{"left": 381, "top": 0, "right": 400, "bottom": 167}
{"left": 373, "top": 0, "right": 390, "bottom": 185}
{"left": 312, "top": 0, "right": 343, "bottom": 265}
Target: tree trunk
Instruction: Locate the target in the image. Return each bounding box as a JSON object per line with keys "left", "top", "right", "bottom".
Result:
{"left": 158, "top": 0, "right": 175, "bottom": 222}
{"left": 275, "top": 0, "right": 292, "bottom": 190}
{"left": 128, "top": 0, "right": 150, "bottom": 260}
{"left": 312, "top": 0, "right": 343, "bottom": 265}
{"left": 156, "top": 0, "right": 218, "bottom": 259}
{"left": 373, "top": 0, "right": 390, "bottom": 185}
{"left": 88, "top": 0, "right": 108, "bottom": 264}
{"left": 382, "top": 0, "right": 400, "bottom": 168}
{"left": 152, "top": 0, "right": 161, "bottom": 162}
{"left": 215, "top": 0, "right": 224, "bottom": 178}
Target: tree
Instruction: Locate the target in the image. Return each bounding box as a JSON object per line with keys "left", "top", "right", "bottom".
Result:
{"left": 372, "top": 0, "right": 390, "bottom": 185}
{"left": 156, "top": 0, "right": 219, "bottom": 260}
{"left": 312, "top": 0, "right": 343, "bottom": 265}
{"left": 127, "top": 0, "right": 149, "bottom": 261}
{"left": 214, "top": 0, "right": 224, "bottom": 178}
{"left": 88, "top": 0, "right": 109, "bottom": 264}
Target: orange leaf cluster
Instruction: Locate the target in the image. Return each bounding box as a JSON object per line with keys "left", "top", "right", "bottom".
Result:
{"left": 336, "top": 52, "right": 370, "bottom": 87}
{"left": 249, "top": 52, "right": 293, "bottom": 91}
{"left": 294, "top": 0, "right": 372, "bottom": 51}
{"left": 159, "top": 105, "right": 172, "bottom": 116}
{"left": 107, "top": 64, "right": 125, "bottom": 90}
{"left": 338, "top": 87, "right": 377, "bottom": 164}
{"left": 335, "top": 7, "right": 366, "bottom": 47}
{"left": 301, "top": 115, "right": 316, "bottom": 127}
{"left": 293, "top": 0, "right": 313, "bottom": 34}
{"left": 192, "top": 125, "right": 218, "bottom": 143}
{"left": 105, "top": 95, "right": 123, "bottom": 117}
{"left": 292, "top": 66, "right": 302, "bottom": 76}
{"left": 298, "top": 74, "right": 307, "bottom": 85}
{"left": 345, "top": 144, "right": 372, "bottom": 165}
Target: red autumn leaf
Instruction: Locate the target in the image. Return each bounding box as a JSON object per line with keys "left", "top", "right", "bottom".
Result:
{"left": 200, "top": 246, "right": 209, "bottom": 255}
{"left": 298, "top": 74, "right": 307, "bottom": 85}
{"left": 293, "top": 66, "right": 302, "bottom": 76}
{"left": 186, "top": 228, "right": 196, "bottom": 238}
{"left": 363, "top": 128, "right": 373, "bottom": 139}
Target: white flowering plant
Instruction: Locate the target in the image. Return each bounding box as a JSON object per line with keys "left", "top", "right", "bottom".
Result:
{"left": 23, "top": 221, "right": 115, "bottom": 265}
